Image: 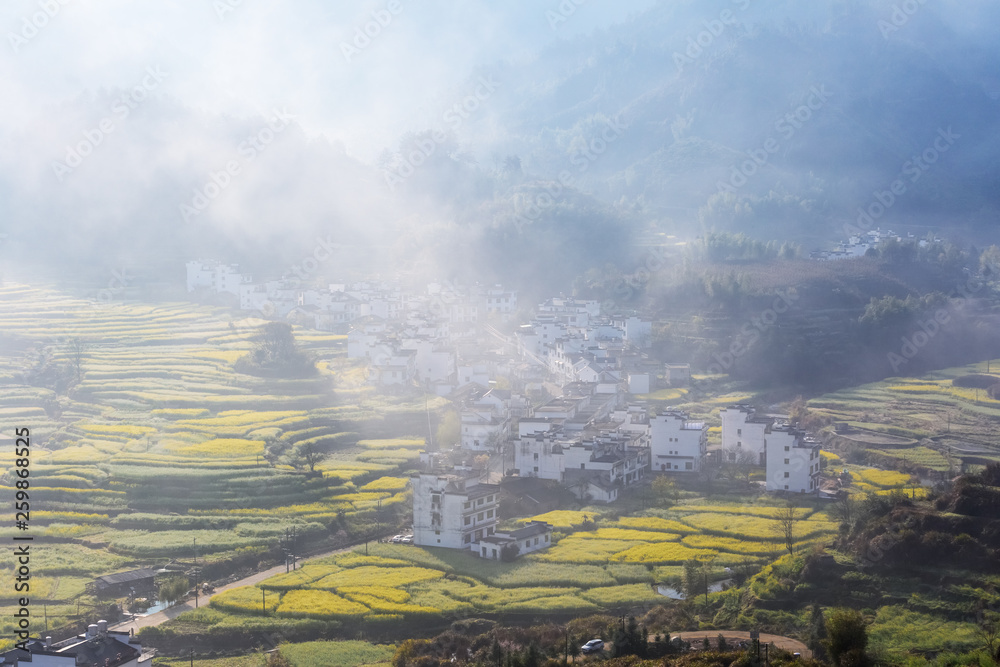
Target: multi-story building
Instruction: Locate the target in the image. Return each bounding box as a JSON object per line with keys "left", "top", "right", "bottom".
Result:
{"left": 185, "top": 260, "right": 252, "bottom": 296}
{"left": 411, "top": 472, "right": 500, "bottom": 550}
{"left": 513, "top": 428, "right": 648, "bottom": 502}
{"left": 765, "top": 423, "right": 821, "bottom": 493}
{"left": 720, "top": 405, "right": 774, "bottom": 465}
{"left": 649, "top": 410, "right": 707, "bottom": 472}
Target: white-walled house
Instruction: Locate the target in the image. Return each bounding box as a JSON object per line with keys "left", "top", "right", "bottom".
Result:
{"left": 765, "top": 423, "right": 821, "bottom": 494}
{"left": 649, "top": 411, "right": 707, "bottom": 472}
{"left": 614, "top": 316, "right": 652, "bottom": 348}
{"left": 401, "top": 338, "right": 456, "bottom": 385}
{"left": 513, "top": 431, "right": 574, "bottom": 480}
{"left": 475, "top": 521, "right": 552, "bottom": 560}
{"left": 368, "top": 352, "right": 416, "bottom": 386}
{"left": 411, "top": 472, "right": 500, "bottom": 549}
{"left": 720, "top": 405, "right": 774, "bottom": 465}
{"left": 186, "top": 260, "right": 251, "bottom": 296}
{"left": 2, "top": 624, "right": 154, "bottom": 666}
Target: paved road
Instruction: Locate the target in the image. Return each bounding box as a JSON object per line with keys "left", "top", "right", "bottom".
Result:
{"left": 672, "top": 631, "right": 811, "bottom": 658}
{"left": 110, "top": 542, "right": 368, "bottom": 633}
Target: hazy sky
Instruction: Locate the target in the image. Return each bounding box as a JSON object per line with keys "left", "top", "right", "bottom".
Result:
{"left": 3, "top": 0, "right": 655, "bottom": 160}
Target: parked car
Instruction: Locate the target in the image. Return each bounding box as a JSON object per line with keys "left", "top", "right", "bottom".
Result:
{"left": 390, "top": 535, "right": 404, "bottom": 543}
{"left": 400, "top": 535, "right": 414, "bottom": 544}
{"left": 581, "top": 639, "right": 604, "bottom": 654}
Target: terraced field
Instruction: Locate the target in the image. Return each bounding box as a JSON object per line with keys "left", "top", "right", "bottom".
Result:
{"left": 196, "top": 496, "right": 842, "bottom": 627}
{"left": 1, "top": 283, "right": 971, "bottom": 656}
{"left": 808, "top": 362, "right": 1000, "bottom": 472}
{"left": 0, "top": 284, "right": 439, "bottom": 639}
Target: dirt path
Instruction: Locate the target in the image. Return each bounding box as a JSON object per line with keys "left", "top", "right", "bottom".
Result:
{"left": 109, "top": 541, "right": 378, "bottom": 633}
{"left": 672, "top": 631, "right": 811, "bottom": 659}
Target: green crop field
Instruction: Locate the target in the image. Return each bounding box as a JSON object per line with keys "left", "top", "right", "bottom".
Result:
{"left": 4, "top": 284, "right": 988, "bottom": 661}
{"left": 0, "top": 284, "right": 430, "bottom": 635}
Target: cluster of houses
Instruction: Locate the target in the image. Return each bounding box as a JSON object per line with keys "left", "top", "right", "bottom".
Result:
{"left": 810, "top": 228, "right": 942, "bottom": 261}
{"left": 184, "top": 261, "right": 669, "bottom": 396}
{"left": 185, "top": 261, "right": 822, "bottom": 563}
{"left": 411, "top": 396, "right": 821, "bottom": 559}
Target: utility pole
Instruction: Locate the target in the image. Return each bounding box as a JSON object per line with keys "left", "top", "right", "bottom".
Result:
{"left": 193, "top": 538, "right": 200, "bottom": 608}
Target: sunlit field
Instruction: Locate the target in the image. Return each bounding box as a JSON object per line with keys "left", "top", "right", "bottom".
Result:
{"left": 0, "top": 284, "right": 430, "bottom": 635}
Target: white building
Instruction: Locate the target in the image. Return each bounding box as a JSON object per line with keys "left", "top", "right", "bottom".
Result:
{"left": 720, "top": 405, "right": 773, "bottom": 466}
{"left": 477, "top": 286, "right": 518, "bottom": 320}
{"left": 614, "top": 316, "right": 652, "bottom": 348}
{"left": 765, "top": 423, "right": 821, "bottom": 494}
{"left": 649, "top": 410, "right": 707, "bottom": 472}
{"left": 475, "top": 521, "right": 552, "bottom": 560}
{"left": 368, "top": 352, "right": 416, "bottom": 386}
{"left": 513, "top": 430, "right": 575, "bottom": 480}
{"left": 400, "top": 339, "right": 456, "bottom": 386}
{"left": 513, "top": 429, "right": 648, "bottom": 503}
{"left": 185, "top": 260, "right": 251, "bottom": 296}
{"left": 411, "top": 472, "right": 500, "bottom": 550}
{"left": 2, "top": 623, "right": 154, "bottom": 666}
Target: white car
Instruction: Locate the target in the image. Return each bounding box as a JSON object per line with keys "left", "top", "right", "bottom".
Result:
{"left": 400, "top": 535, "right": 414, "bottom": 544}
{"left": 390, "top": 535, "right": 404, "bottom": 543}
{"left": 581, "top": 639, "right": 604, "bottom": 654}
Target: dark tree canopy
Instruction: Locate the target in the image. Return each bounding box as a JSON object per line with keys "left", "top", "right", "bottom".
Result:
{"left": 235, "top": 322, "right": 315, "bottom": 378}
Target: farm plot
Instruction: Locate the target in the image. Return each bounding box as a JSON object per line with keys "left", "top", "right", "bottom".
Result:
{"left": 0, "top": 285, "right": 434, "bottom": 618}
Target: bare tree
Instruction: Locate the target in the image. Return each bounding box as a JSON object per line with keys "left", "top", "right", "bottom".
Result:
{"left": 721, "top": 447, "right": 757, "bottom": 484}
{"left": 777, "top": 503, "right": 798, "bottom": 556}
{"left": 67, "top": 337, "right": 88, "bottom": 382}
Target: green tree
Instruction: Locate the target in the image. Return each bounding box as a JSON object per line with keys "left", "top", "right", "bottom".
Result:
{"left": 434, "top": 410, "right": 460, "bottom": 449}
{"left": 236, "top": 322, "right": 315, "bottom": 377}
{"left": 808, "top": 604, "right": 828, "bottom": 661}
{"left": 652, "top": 476, "right": 679, "bottom": 507}
{"left": 612, "top": 616, "right": 647, "bottom": 658}
{"left": 157, "top": 576, "right": 189, "bottom": 604}
{"left": 825, "top": 609, "right": 869, "bottom": 667}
